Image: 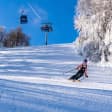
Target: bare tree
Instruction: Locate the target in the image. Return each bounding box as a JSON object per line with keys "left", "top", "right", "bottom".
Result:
{"left": 4, "top": 27, "right": 30, "bottom": 47}
{"left": 0, "top": 27, "right": 7, "bottom": 47}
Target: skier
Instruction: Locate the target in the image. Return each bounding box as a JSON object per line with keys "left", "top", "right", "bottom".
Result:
{"left": 69, "top": 59, "right": 88, "bottom": 81}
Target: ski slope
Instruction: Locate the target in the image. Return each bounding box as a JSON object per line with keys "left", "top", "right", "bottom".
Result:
{"left": 0, "top": 43, "right": 112, "bottom": 112}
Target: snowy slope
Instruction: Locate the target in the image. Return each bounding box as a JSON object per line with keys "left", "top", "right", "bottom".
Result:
{"left": 0, "top": 43, "right": 112, "bottom": 112}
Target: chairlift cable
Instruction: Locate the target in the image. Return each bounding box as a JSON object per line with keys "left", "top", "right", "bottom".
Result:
{"left": 27, "top": 2, "right": 41, "bottom": 19}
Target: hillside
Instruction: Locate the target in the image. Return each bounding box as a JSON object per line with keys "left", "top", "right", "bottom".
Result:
{"left": 0, "top": 43, "right": 111, "bottom": 112}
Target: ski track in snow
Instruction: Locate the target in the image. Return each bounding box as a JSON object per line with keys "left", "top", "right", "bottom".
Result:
{"left": 0, "top": 44, "right": 111, "bottom": 112}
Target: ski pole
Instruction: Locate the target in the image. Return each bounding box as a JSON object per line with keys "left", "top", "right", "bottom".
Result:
{"left": 63, "top": 68, "right": 75, "bottom": 75}
{"left": 65, "top": 69, "right": 74, "bottom": 73}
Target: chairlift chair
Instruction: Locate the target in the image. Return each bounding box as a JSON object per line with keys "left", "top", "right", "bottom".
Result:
{"left": 41, "top": 24, "right": 53, "bottom": 32}
{"left": 20, "top": 14, "right": 28, "bottom": 24}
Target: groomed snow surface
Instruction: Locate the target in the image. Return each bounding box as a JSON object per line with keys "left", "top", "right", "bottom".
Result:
{"left": 0, "top": 43, "right": 111, "bottom": 112}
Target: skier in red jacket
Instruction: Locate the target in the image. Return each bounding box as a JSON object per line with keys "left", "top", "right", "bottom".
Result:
{"left": 69, "top": 59, "right": 88, "bottom": 81}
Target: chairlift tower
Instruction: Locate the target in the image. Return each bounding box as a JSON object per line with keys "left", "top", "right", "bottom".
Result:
{"left": 41, "top": 23, "right": 53, "bottom": 46}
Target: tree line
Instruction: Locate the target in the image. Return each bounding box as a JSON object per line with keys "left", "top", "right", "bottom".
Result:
{"left": 0, "top": 27, "right": 30, "bottom": 48}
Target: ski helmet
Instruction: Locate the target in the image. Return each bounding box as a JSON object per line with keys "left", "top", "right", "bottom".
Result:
{"left": 84, "top": 59, "right": 87, "bottom": 63}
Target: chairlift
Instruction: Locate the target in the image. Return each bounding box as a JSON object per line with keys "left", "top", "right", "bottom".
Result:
{"left": 20, "top": 14, "right": 28, "bottom": 24}
{"left": 40, "top": 23, "right": 53, "bottom": 46}
{"left": 41, "top": 23, "right": 53, "bottom": 32}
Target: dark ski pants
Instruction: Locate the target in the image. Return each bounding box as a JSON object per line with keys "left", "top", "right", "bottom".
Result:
{"left": 69, "top": 70, "right": 84, "bottom": 80}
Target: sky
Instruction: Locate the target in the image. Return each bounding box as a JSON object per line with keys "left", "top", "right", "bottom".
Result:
{"left": 0, "top": 0, "right": 78, "bottom": 46}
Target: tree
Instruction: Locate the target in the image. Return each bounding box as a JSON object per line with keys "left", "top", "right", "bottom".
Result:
{"left": 4, "top": 27, "right": 30, "bottom": 47}
{"left": 0, "top": 27, "right": 7, "bottom": 47}
{"left": 74, "top": 0, "right": 112, "bottom": 62}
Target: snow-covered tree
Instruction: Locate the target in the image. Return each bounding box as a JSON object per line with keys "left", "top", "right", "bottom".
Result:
{"left": 74, "top": 0, "right": 112, "bottom": 62}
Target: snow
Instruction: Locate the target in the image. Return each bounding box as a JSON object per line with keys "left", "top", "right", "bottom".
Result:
{"left": 0, "top": 43, "right": 112, "bottom": 112}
